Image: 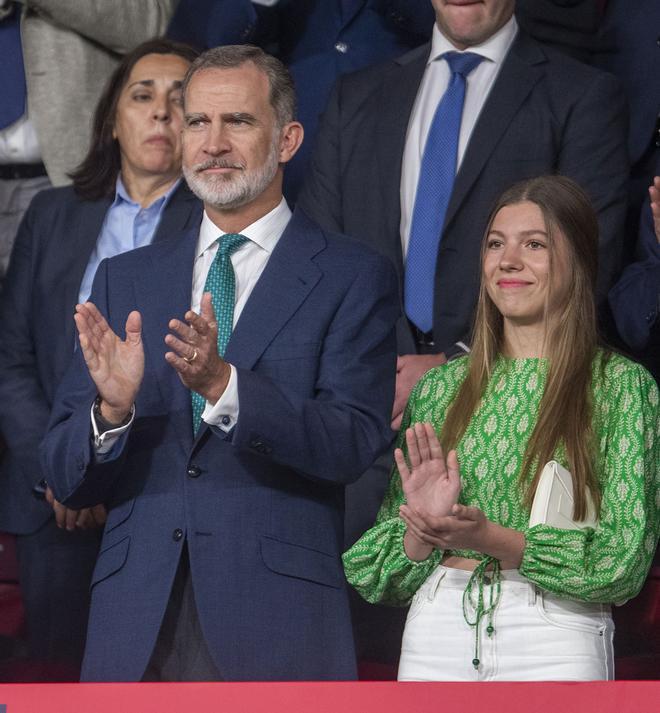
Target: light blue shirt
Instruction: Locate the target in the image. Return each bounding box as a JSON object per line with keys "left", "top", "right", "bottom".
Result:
{"left": 77, "top": 176, "right": 181, "bottom": 304}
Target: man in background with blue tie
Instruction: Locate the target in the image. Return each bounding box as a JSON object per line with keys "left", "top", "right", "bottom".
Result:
{"left": 299, "top": 0, "right": 629, "bottom": 666}
{"left": 41, "top": 45, "right": 398, "bottom": 681}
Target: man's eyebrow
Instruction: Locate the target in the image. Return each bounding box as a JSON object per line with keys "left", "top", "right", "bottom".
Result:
{"left": 184, "top": 112, "right": 208, "bottom": 121}
{"left": 223, "top": 112, "right": 257, "bottom": 122}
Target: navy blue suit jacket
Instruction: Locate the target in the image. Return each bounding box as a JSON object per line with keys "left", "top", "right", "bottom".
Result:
{"left": 41, "top": 208, "right": 398, "bottom": 681}
{"left": 609, "top": 200, "right": 660, "bottom": 355}
{"left": 0, "top": 182, "right": 202, "bottom": 535}
{"left": 299, "top": 31, "right": 629, "bottom": 355}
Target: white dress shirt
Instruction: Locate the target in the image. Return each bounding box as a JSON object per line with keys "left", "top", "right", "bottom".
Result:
{"left": 0, "top": 116, "right": 42, "bottom": 164}
{"left": 193, "top": 198, "right": 291, "bottom": 431}
{"left": 399, "top": 16, "right": 518, "bottom": 258}
{"left": 93, "top": 198, "right": 291, "bottom": 451}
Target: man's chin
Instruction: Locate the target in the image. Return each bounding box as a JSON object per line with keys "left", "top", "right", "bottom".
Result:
{"left": 185, "top": 174, "right": 250, "bottom": 209}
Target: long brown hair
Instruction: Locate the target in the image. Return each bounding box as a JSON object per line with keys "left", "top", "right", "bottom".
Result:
{"left": 441, "top": 175, "right": 604, "bottom": 519}
{"left": 70, "top": 38, "right": 199, "bottom": 201}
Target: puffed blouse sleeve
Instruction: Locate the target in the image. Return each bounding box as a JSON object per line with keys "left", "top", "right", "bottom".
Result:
{"left": 342, "top": 376, "right": 443, "bottom": 606}
{"left": 520, "top": 357, "right": 660, "bottom": 603}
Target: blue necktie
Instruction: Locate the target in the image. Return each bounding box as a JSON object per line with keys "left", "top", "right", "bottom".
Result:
{"left": 0, "top": 3, "right": 26, "bottom": 130}
{"left": 404, "top": 51, "right": 483, "bottom": 334}
{"left": 191, "top": 233, "right": 248, "bottom": 433}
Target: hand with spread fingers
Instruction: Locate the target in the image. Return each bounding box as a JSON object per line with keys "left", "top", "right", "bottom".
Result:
{"left": 395, "top": 422, "right": 461, "bottom": 517}
{"left": 394, "top": 422, "right": 461, "bottom": 560}
{"left": 74, "top": 301, "right": 144, "bottom": 424}
{"left": 164, "top": 291, "right": 231, "bottom": 404}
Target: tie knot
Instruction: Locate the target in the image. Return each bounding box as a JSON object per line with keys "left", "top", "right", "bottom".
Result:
{"left": 217, "top": 232, "right": 249, "bottom": 257}
{"left": 443, "top": 51, "right": 483, "bottom": 78}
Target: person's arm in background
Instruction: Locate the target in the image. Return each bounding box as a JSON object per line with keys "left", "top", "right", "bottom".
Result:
{"left": 609, "top": 177, "right": 660, "bottom": 352}
{"left": 0, "top": 193, "right": 106, "bottom": 529}
{"left": 166, "top": 0, "right": 257, "bottom": 50}
{"left": 23, "top": 0, "right": 179, "bottom": 53}
{"left": 516, "top": 0, "right": 603, "bottom": 63}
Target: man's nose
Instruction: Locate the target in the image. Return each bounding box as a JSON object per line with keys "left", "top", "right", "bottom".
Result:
{"left": 203, "top": 124, "right": 232, "bottom": 155}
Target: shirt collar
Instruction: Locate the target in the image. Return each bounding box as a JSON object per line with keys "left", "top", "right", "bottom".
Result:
{"left": 113, "top": 174, "right": 182, "bottom": 210}
{"left": 197, "top": 197, "right": 292, "bottom": 257}
{"left": 429, "top": 14, "right": 518, "bottom": 66}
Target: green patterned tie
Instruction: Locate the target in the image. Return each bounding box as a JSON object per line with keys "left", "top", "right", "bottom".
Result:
{"left": 191, "top": 232, "right": 248, "bottom": 432}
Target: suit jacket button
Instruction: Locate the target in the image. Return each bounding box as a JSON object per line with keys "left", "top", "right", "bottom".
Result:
{"left": 172, "top": 528, "right": 184, "bottom": 542}
{"left": 187, "top": 465, "right": 201, "bottom": 478}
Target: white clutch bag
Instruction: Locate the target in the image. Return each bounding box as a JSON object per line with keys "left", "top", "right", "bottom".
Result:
{"left": 529, "top": 460, "right": 597, "bottom": 530}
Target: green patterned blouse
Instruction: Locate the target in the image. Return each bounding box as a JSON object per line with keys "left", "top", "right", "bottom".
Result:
{"left": 343, "top": 352, "right": 660, "bottom": 606}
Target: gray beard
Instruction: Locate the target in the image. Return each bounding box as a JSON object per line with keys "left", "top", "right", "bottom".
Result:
{"left": 183, "top": 141, "right": 280, "bottom": 211}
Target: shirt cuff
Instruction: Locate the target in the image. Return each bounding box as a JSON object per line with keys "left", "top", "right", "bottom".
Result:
{"left": 202, "top": 364, "right": 239, "bottom": 432}
{"left": 91, "top": 402, "right": 135, "bottom": 454}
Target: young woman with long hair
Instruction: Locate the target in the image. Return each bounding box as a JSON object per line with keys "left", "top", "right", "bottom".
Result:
{"left": 343, "top": 175, "right": 659, "bottom": 681}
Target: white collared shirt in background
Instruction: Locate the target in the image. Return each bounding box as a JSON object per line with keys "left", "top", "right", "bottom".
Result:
{"left": 0, "top": 116, "right": 42, "bottom": 164}
{"left": 399, "top": 16, "right": 518, "bottom": 258}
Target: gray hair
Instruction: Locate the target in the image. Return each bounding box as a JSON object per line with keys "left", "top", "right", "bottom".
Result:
{"left": 181, "top": 44, "right": 296, "bottom": 127}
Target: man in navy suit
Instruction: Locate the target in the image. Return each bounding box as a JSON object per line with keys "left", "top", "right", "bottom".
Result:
{"left": 300, "top": 0, "right": 628, "bottom": 434}
{"left": 42, "top": 45, "right": 398, "bottom": 681}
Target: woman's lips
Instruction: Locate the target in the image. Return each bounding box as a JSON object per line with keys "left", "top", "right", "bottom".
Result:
{"left": 497, "top": 279, "right": 532, "bottom": 288}
{"left": 145, "top": 135, "right": 172, "bottom": 146}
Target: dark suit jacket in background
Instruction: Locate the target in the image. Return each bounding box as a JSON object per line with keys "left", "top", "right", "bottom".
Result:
{"left": 609, "top": 197, "right": 660, "bottom": 382}
{"left": 299, "top": 31, "right": 629, "bottom": 356}
{"left": 41, "top": 209, "right": 399, "bottom": 682}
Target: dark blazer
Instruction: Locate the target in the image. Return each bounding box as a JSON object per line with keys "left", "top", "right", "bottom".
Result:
{"left": 609, "top": 199, "right": 660, "bottom": 366}
{"left": 41, "top": 208, "right": 399, "bottom": 681}
{"left": 298, "top": 31, "right": 629, "bottom": 355}
{"left": 0, "top": 182, "right": 202, "bottom": 534}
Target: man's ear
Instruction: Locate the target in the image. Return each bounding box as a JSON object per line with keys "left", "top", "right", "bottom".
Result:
{"left": 278, "top": 121, "right": 304, "bottom": 164}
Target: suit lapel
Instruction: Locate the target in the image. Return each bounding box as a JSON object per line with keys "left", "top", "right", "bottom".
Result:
{"left": 224, "top": 209, "right": 323, "bottom": 370}
{"left": 61, "top": 197, "right": 112, "bottom": 350}
{"left": 339, "top": 0, "right": 364, "bottom": 28}
{"left": 376, "top": 46, "right": 429, "bottom": 263}
{"left": 134, "top": 229, "right": 199, "bottom": 454}
{"left": 153, "top": 182, "right": 202, "bottom": 243}
{"left": 444, "top": 34, "right": 546, "bottom": 231}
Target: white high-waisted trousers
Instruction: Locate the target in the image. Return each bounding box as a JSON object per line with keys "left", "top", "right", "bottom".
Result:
{"left": 398, "top": 565, "right": 614, "bottom": 681}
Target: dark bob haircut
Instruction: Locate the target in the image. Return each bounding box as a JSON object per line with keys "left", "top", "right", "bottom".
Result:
{"left": 70, "top": 38, "right": 198, "bottom": 201}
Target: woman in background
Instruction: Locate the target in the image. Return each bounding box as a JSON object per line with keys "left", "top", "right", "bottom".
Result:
{"left": 0, "top": 38, "right": 199, "bottom": 680}
{"left": 344, "top": 175, "right": 659, "bottom": 681}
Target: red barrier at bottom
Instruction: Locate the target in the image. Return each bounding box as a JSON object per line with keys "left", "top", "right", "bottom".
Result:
{"left": 0, "top": 681, "right": 658, "bottom": 713}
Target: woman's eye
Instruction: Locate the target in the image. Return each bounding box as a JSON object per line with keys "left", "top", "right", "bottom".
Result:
{"left": 133, "top": 93, "right": 151, "bottom": 102}
{"left": 527, "top": 241, "right": 546, "bottom": 250}
{"left": 486, "top": 239, "right": 503, "bottom": 249}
